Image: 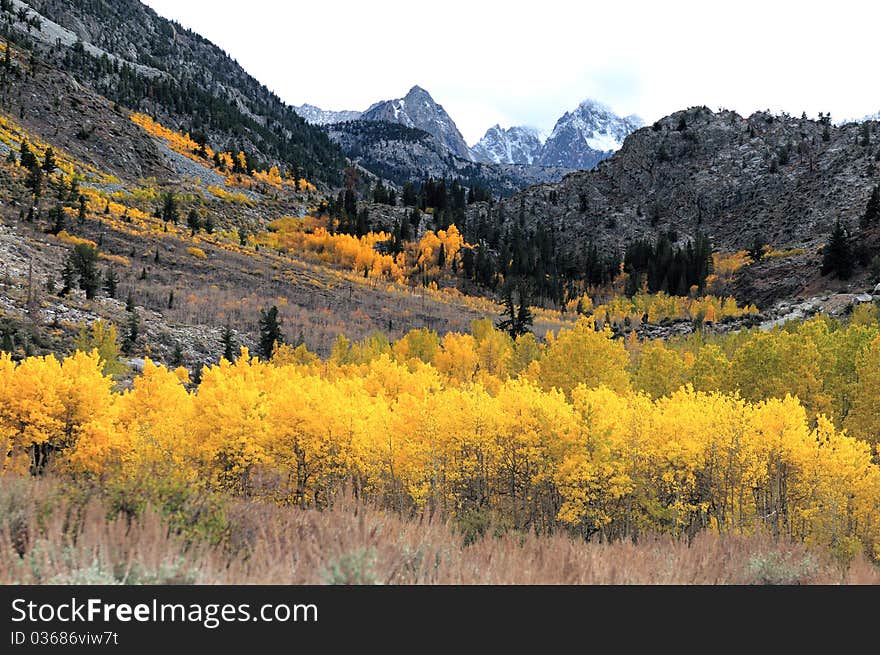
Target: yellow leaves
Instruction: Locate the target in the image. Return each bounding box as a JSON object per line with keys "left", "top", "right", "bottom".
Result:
{"left": 216, "top": 152, "right": 234, "bottom": 172}
{"left": 207, "top": 185, "right": 251, "bottom": 204}
{"left": 253, "top": 165, "right": 283, "bottom": 188}
{"left": 55, "top": 231, "right": 97, "bottom": 248}
{"left": 131, "top": 113, "right": 315, "bottom": 193}
{"left": 187, "top": 246, "right": 208, "bottom": 259}
{"left": 632, "top": 340, "right": 689, "bottom": 399}
{"left": 5, "top": 313, "right": 880, "bottom": 558}
{"left": 533, "top": 318, "right": 630, "bottom": 396}
{"left": 434, "top": 332, "right": 479, "bottom": 383}
{"left": 573, "top": 291, "right": 755, "bottom": 328}
{"left": 74, "top": 319, "right": 127, "bottom": 378}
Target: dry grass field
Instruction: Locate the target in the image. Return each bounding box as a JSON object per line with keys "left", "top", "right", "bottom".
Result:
{"left": 2, "top": 477, "right": 876, "bottom": 585}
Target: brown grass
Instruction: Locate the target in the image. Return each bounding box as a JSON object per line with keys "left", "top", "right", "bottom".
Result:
{"left": 1, "top": 477, "right": 877, "bottom": 585}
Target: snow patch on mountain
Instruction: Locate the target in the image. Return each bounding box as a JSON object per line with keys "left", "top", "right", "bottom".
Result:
{"left": 471, "top": 125, "right": 545, "bottom": 165}
{"left": 538, "top": 99, "right": 643, "bottom": 169}
{"left": 294, "top": 104, "right": 362, "bottom": 125}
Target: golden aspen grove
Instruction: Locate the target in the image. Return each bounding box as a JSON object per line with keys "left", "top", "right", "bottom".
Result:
{"left": 4, "top": 310, "right": 880, "bottom": 566}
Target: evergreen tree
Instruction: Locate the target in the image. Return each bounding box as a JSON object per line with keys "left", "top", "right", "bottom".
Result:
{"left": 496, "top": 283, "right": 533, "bottom": 338}
{"left": 171, "top": 342, "right": 184, "bottom": 367}
{"left": 42, "top": 147, "right": 56, "bottom": 173}
{"left": 0, "top": 330, "right": 13, "bottom": 353}
{"left": 69, "top": 243, "right": 101, "bottom": 299}
{"left": 161, "top": 191, "right": 179, "bottom": 224}
{"left": 258, "top": 305, "right": 283, "bottom": 359}
{"left": 125, "top": 290, "right": 135, "bottom": 312}
{"left": 861, "top": 185, "right": 880, "bottom": 229}
{"left": 187, "top": 208, "right": 201, "bottom": 235}
{"left": 59, "top": 258, "right": 77, "bottom": 296}
{"left": 356, "top": 206, "right": 369, "bottom": 237}
{"left": 19, "top": 140, "right": 37, "bottom": 170}
{"left": 47, "top": 204, "right": 65, "bottom": 235}
{"left": 123, "top": 310, "right": 139, "bottom": 354}
{"left": 749, "top": 234, "right": 766, "bottom": 262}
{"left": 26, "top": 166, "right": 42, "bottom": 199}
{"left": 821, "top": 218, "right": 854, "bottom": 280}
{"left": 77, "top": 194, "right": 87, "bottom": 224}
{"left": 402, "top": 181, "right": 418, "bottom": 207}
{"left": 103, "top": 268, "right": 118, "bottom": 299}
{"left": 221, "top": 323, "right": 236, "bottom": 362}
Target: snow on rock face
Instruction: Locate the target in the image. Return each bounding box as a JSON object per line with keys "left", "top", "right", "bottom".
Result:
{"left": 538, "top": 99, "right": 643, "bottom": 170}
{"left": 294, "top": 104, "right": 362, "bottom": 125}
{"left": 472, "top": 100, "right": 642, "bottom": 171}
{"left": 361, "top": 86, "right": 473, "bottom": 160}
{"left": 471, "top": 125, "right": 545, "bottom": 165}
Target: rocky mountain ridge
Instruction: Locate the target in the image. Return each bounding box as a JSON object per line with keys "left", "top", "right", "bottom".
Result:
{"left": 465, "top": 105, "right": 880, "bottom": 303}
{"left": 14, "top": 0, "right": 346, "bottom": 185}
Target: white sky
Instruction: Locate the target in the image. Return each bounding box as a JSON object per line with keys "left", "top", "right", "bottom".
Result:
{"left": 142, "top": 0, "right": 880, "bottom": 145}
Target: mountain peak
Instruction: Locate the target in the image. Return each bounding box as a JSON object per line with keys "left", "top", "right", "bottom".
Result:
{"left": 538, "top": 99, "right": 642, "bottom": 169}
{"left": 576, "top": 98, "right": 614, "bottom": 114}
{"left": 406, "top": 84, "right": 431, "bottom": 98}
{"left": 471, "top": 124, "right": 545, "bottom": 166}
{"left": 361, "top": 86, "right": 472, "bottom": 160}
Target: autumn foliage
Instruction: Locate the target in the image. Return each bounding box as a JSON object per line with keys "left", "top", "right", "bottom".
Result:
{"left": 4, "top": 311, "right": 880, "bottom": 563}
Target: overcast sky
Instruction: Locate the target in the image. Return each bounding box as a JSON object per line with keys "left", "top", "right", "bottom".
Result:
{"left": 142, "top": 0, "right": 879, "bottom": 145}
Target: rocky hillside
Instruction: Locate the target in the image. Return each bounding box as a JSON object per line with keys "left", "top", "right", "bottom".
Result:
{"left": 10, "top": 0, "right": 346, "bottom": 186}
{"left": 467, "top": 105, "right": 879, "bottom": 301}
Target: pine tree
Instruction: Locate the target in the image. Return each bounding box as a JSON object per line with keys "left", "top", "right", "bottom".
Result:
{"left": 123, "top": 310, "right": 139, "bottom": 354}
{"left": 19, "top": 140, "right": 37, "bottom": 170}
{"left": 167, "top": 290, "right": 174, "bottom": 309}
{"left": 60, "top": 258, "right": 77, "bottom": 296}
{"left": 42, "top": 146, "right": 56, "bottom": 173}
{"left": 47, "top": 204, "right": 65, "bottom": 235}
{"left": 821, "top": 218, "right": 854, "bottom": 280}
{"left": 171, "top": 342, "right": 184, "bottom": 367}
{"left": 749, "top": 234, "right": 766, "bottom": 261}
{"left": 77, "top": 194, "right": 87, "bottom": 224}
{"left": 161, "top": 191, "right": 179, "bottom": 224}
{"left": 258, "top": 305, "right": 283, "bottom": 359}
{"left": 221, "top": 323, "right": 236, "bottom": 362}
{"left": 861, "top": 185, "right": 880, "bottom": 229}
{"left": 187, "top": 209, "right": 201, "bottom": 236}
{"left": 103, "top": 268, "right": 118, "bottom": 298}
{"left": 125, "top": 291, "right": 135, "bottom": 312}
{"left": 496, "top": 283, "right": 533, "bottom": 338}
{"left": 70, "top": 243, "right": 101, "bottom": 299}
{"left": 0, "top": 330, "right": 12, "bottom": 353}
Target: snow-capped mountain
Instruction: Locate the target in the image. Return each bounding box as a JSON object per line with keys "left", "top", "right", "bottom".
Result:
{"left": 537, "top": 99, "right": 643, "bottom": 169}
{"left": 294, "top": 103, "right": 362, "bottom": 125}
{"left": 840, "top": 111, "right": 880, "bottom": 125}
{"left": 361, "top": 85, "right": 473, "bottom": 160}
{"left": 471, "top": 125, "right": 545, "bottom": 165}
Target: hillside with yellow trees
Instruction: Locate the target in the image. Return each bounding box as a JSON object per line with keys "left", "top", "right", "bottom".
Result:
{"left": 2, "top": 6, "right": 880, "bottom": 589}
{"left": 4, "top": 310, "right": 880, "bottom": 568}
